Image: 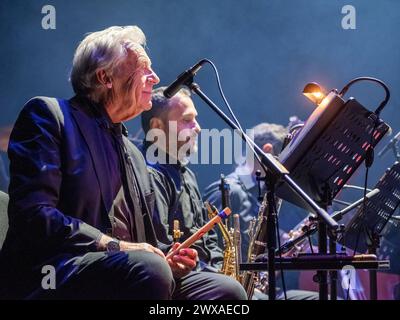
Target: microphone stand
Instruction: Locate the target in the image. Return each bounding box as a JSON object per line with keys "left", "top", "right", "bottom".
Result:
{"left": 186, "top": 80, "right": 340, "bottom": 300}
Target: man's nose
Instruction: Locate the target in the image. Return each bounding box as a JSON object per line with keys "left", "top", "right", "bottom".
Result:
{"left": 148, "top": 70, "right": 160, "bottom": 84}
{"left": 194, "top": 121, "right": 201, "bottom": 133}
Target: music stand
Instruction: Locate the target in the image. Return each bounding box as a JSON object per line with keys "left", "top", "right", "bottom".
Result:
{"left": 379, "top": 230, "right": 400, "bottom": 274}
{"left": 185, "top": 79, "right": 339, "bottom": 300}
{"left": 338, "top": 161, "right": 400, "bottom": 299}
{"left": 169, "top": 60, "right": 386, "bottom": 299}
{"left": 275, "top": 91, "right": 390, "bottom": 299}
{"left": 276, "top": 93, "right": 389, "bottom": 211}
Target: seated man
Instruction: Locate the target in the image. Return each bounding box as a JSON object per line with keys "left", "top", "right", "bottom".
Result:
{"left": 140, "top": 87, "right": 246, "bottom": 298}
{"left": 0, "top": 26, "right": 244, "bottom": 300}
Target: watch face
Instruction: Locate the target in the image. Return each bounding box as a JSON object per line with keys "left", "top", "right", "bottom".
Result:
{"left": 107, "top": 240, "right": 120, "bottom": 252}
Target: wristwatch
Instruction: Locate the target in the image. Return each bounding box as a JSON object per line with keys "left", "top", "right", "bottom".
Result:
{"left": 106, "top": 239, "right": 121, "bottom": 252}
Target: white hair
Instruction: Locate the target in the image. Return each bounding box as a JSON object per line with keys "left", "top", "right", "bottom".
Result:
{"left": 70, "top": 25, "right": 146, "bottom": 102}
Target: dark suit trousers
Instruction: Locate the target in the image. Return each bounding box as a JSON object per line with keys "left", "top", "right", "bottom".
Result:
{"left": 30, "top": 251, "right": 247, "bottom": 300}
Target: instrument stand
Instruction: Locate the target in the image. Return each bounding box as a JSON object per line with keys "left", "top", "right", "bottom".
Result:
{"left": 367, "top": 232, "right": 381, "bottom": 300}
{"left": 338, "top": 161, "right": 400, "bottom": 300}
{"left": 266, "top": 176, "right": 278, "bottom": 300}
{"left": 273, "top": 90, "right": 389, "bottom": 300}
{"left": 315, "top": 184, "right": 338, "bottom": 300}
{"left": 272, "top": 187, "right": 385, "bottom": 298}
{"left": 329, "top": 236, "right": 338, "bottom": 300}
{"left": 185, "top": 80, "right": 339, "bottom": 300}
{"left": 254, "top": 168, "right": 280, "bottom": 300}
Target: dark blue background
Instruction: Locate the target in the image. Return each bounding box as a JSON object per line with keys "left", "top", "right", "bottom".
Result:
{"left": 1, "top": 0, "right": 400, "bottom": 295}
{"left": 1, "top": 1, "right": 399, "bottom": 227}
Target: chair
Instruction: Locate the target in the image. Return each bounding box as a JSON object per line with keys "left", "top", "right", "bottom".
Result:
{"left": 0, "top": 191, "right": 9, "bottom": 250}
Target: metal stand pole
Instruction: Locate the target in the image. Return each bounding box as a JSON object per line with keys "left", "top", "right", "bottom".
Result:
{"left": 329, "top": 237, "right": 338, "bottom": 300}
{"left": 266, "top": 180, "right": 277, "bottom": 300}
{"left": 317, "top": 220, "right": 329, "bottom": 300}
{"left": 368, "top": 233, "right": 380, "bottom": 300}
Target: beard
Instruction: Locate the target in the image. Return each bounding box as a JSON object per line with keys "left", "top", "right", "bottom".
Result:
{"left": 177, "top": 132, "right": 198, "bottom": 164}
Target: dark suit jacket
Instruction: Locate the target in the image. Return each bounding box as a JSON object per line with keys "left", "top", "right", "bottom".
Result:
{"left": 0, "top": 96, "right": 157, "bottom": 296}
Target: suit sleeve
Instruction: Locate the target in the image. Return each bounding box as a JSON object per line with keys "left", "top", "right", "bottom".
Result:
{"left": 7, "top": 97, "right": 102, "bottom": 254}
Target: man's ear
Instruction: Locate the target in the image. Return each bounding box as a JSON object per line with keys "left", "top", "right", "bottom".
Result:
{"left": 149, "top": 117, "right": 165, "bottom": 131}
{"left": 96, "top": 69, "right": 113, "bottom": 89}
{"left": 262, "top": 143, "right": 273, "bottom": 154}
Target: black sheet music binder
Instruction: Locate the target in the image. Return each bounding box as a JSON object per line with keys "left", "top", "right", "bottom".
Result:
{"left": 275, "top": 91, "right": 390, "bottom": 211}
{"left": 339, "top": 161, "right": 400, "bottom": 253}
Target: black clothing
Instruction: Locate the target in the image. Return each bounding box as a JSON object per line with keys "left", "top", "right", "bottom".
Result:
{"left": 146, "top": 157, "right": 223, "bottom": 271}
{"left": 0, "top": 96, "right": 246, "bottom": 300}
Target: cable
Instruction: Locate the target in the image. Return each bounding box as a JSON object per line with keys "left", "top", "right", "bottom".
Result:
{"left": 203, "top": 59, "right": 288, "bottom": 298}
{"left": 197, "top": 59, "right": 287, "bottom": 300}
{"left": 352, "top": 118, "right": 379, "bottom": 256}
{"left": 339, "top": 77, "right": 390, "bottom": 116}
{"left": 202, "top": 59, "right": 269, "bottom": 176}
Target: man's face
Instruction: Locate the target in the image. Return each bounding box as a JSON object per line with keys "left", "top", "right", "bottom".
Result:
{"left": 111, "top": 47, "right": 160, "bottom": 121}
{"left": 163, "top": 94, "right": 201, "bottom": 160}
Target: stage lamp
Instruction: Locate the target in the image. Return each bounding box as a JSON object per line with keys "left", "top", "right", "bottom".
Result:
{"left": 302, "top": 82, "right": 327, "bottom": 105}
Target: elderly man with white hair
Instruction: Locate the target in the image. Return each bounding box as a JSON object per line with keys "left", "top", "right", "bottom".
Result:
{"left": 0, "top": 26, "right": 246, "bottom": 300}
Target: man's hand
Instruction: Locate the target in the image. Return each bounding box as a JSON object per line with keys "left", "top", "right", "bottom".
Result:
{"left": 120, "top": 241, "right": 165, "bottom": 259}
{"left": 167, "top": 242, "right": 198, "bottom": 279}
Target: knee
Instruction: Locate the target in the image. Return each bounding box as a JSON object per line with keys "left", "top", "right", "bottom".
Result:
{"left": 219, "top": 276, "right": 248, "bottom": 300}
{"left": 200, "top": 273, "right": 248, "bottom": 300}
{"left": 126, "top": 251, "right": 174, "bottom": 299}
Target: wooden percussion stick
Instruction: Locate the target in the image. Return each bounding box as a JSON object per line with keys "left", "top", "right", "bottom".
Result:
{"left": 166, "top": 207, "right": 231, "bottom": 259}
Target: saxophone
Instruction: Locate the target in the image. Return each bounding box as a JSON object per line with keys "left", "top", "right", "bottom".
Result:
{"left": 277, "top": 213, "right": 317, "bottom": 256}
{"left": 205, "top": 202, "right": 241, "bottom": 281}
{"left": 241, "top": 191, "right": 283, "bottom": 299}
{"left": 215, "top": 174, "right": 242, "bottom": 281}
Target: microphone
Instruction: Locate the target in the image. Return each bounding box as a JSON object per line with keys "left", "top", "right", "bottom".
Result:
{"left": 164, "top": 59, "right": 206, "bottom": 98}
{"left": 378, "top": 131, "right": 400, "bottom": 158}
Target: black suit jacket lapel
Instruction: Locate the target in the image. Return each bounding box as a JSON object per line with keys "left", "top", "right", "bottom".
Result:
{"left": 68, "top": 98, "right": 114, "bottom": 214}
